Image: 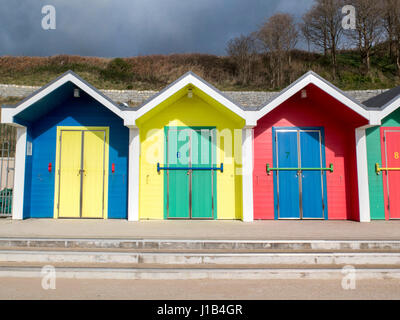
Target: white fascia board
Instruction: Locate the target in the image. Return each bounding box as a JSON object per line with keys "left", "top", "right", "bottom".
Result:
{"left": 355, "top": 127, "right": 371, "bottom": 222}
{"left": 256, "top": 75, "right": 312, "bottom": 120}
{"left": 368, "top": 110, "right": 382, "bottom": 126}
{"left": 133, "top": 74, "right": 247, "bottom": 125}
{"left": 123, "top": 116, "right": 137, "bottom": 128}
{"left": 128, "top": 127, "right": 140, "bottom": 221}
{"left": 188, "top": 75, "right": 247, "bottom": 120}
{"left": 311, "top": 76, "right": 370, "bottom": 119}
{"left": 67, "top": 75, "right": 125, "bottom": 120}
{"left": 1, "top": 107, "right": 16, "bottom": 124}
{"left": 5, "top": 73, "right": 126, "bottom": 124}
{"left": 256, "top": 74, "right": 370, "bottom": 121}
{"left": 378, "top": 96, "right": 400, "bottom": 121}
{"left": 8, "top": 76, "right": 69, "bottom": 120}
{"left": 134, "top": 77, "right": 190, "bottom": 121}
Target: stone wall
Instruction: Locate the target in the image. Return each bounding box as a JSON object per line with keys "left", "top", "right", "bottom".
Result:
{"left": 0, "top": 83, "right": 389, "bottom": 108}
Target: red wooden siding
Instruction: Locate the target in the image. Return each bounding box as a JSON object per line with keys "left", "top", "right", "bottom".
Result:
{"left": 253, "top": 84, "right": 368, "bottom": 220}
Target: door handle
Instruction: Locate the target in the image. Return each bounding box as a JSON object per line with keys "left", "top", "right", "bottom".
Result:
{"left": 79, "top": 169, "right": 85, "bottom": 175}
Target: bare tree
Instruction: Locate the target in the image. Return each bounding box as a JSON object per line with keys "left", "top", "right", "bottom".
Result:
{"left": 382, "top": 0, "right": 397, "bottom": 57}
{"left": 226, "top": 34, "right": 257, "bottom": 85}
{"left": 394, "top": 2, "right": 400, "bottom": 73}
{"left": 301, "top": 0, "right": 344, "bottom": 78}
{"left": 347, "top": 0, "right": 383, "bottom": 75}
{"left": 257, "top": 13, "right": 298, "bottom": 87}
{"left": 382, "top": 0, "right": 400, "bottom": 74}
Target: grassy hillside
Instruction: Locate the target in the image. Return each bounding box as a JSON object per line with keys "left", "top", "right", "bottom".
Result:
{"left": 0, "top": 49, "right": 399, "bottom": 91}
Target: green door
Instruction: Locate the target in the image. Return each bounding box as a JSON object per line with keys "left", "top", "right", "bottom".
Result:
{"left": 165, "top": 127, "right": 216, "bottom": 219}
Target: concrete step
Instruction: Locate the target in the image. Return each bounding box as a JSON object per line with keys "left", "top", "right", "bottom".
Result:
{"left": 0, "top": 264, "right": 399, "bottom": 280}
{"left": 1, "top": 238, "right": 400, "bottom": 252}
{"left": 3, "top": 261, "right": 398, "bottom": 269}
{"left": 2, "top": 250, "right": 400, "bottom": 265}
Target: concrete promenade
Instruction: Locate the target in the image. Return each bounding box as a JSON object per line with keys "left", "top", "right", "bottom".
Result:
{"left": 0, "top": 219, "right": 399, "bottom": 240}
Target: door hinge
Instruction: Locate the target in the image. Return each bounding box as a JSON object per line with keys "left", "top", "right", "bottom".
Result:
{"left": 322, "top": 202, "right": 325, "bottom": 211}
{"left": 57, "top": 203, "right": 59, "bottom": 209}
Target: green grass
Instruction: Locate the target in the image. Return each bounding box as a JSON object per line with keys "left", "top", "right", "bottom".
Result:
{"left": 0, "top": 50, "right": 399, "bottom": 92}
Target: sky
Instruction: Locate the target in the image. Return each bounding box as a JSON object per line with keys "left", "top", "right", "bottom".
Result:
{"left": 0, "top": 0, "right": 315, "bottom": 57}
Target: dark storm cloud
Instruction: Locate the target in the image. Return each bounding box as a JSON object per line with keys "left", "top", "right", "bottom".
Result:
{"left": 0, "top": 0, "right": 314, "bottom": 57}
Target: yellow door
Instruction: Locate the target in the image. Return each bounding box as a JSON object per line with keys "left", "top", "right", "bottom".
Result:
{"left": 58, "top": 130, "right": 82, "bottom": 218}
{"left": 81, "top": 130, "right": 105, "bottom": 218}
{"left": 56, "top": 127, "right": 108, "bottom": 219}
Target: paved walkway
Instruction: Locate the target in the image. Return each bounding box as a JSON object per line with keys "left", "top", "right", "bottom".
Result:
{"left": 0, "top": 278, "right": 399, "bottom": 299}
{"left": 0, "top": 218, "right": 399, "bottom": 240}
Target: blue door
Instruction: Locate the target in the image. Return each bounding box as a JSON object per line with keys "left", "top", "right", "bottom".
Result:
{"left": 274, "top": 128, "right": 327, "bottom": 219}
{"left": 275, "top": 130, "right": 301, "bottom": 218}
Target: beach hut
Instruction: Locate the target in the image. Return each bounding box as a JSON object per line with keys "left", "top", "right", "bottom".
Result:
{"left": 1, "top": 71, "right": 133, "bottom": 220}
{"left": 132, "top": 72, "right": 254, "bottom": 220}
{"left": 251, "top": 71, "right": 371, "bottom": 221}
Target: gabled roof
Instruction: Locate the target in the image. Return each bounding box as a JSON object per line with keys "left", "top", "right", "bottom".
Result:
{"left": 363, "top": 86, "right": 400, "bottom": 110}
{"left": 253, "top": 71, "right": 370, "bottom": 122}
{"left": 133, "top": 71, "right": 252, "bottom": 126}
{"left": 1, "top": 70, "right": 130, "bottom": 125}
{"left": 362, "top": 85, "right": 400, "bottom": 123}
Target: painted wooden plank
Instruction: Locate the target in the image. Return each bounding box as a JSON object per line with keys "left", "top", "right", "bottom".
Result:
{"left": 81, "top": 130, "right": 106, "bottom": 219}
{"left": 383, "top": 130, "right": 400, "bottom": 219}
{"left": 191, "top": 129, "right": 215, "bottom": 219}
{"left": 166, "top": 128, "right": 190, "bottom": 218}
{"left": 275, "top": 130, "right": 300, "bottom": 219}
{"left": 300, "top": 130, "right": 325, "bottom": 219}
{"left": 58, "top": 130, "right": 81, "bottom": 218}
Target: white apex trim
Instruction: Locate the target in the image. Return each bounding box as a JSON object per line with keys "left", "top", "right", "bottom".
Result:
{"left": 1, "top": 108, "right": 17, "bottom": 124}
{"left": 134, "top": 73, "right": 249, "bottom": 125}
{"left": 368, "top": 110, "right": 382, "bottom": 126}
{"left": 256, "top": 73, "right": 370, "bottom": 121}
{"left": 2, "top": 72, "right": 128, "bottom": 125}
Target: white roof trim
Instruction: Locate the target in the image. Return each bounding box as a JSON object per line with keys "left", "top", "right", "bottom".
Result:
{"left": 1, "top": 71, "right": 128, "bottom": 124}
{"left": 134, "top": 73, "right": 250, "bottom": 125}
{"left": 256, "top": 72, "right": 370, "bottom": 121}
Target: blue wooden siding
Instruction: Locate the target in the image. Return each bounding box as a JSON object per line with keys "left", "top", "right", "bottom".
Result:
{"left": 21, "top": 93, "right": 128, "bottom": 219}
